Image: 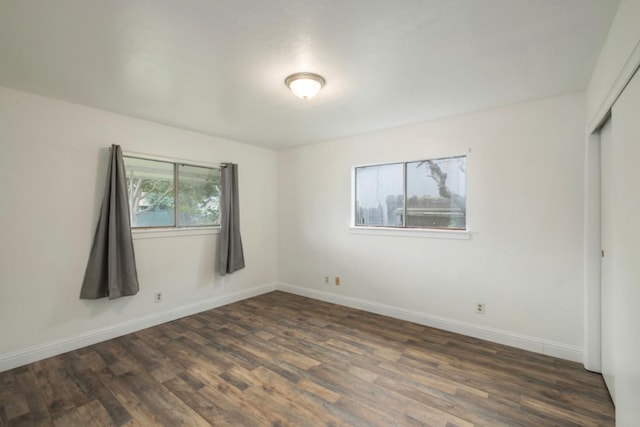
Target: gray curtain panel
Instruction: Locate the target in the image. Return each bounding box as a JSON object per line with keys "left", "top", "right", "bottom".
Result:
{"left": 218, "top": 163, "right": 245, "bottom": 275}
{"left": 80, "top": 145, "right": 139, "bottom": 299}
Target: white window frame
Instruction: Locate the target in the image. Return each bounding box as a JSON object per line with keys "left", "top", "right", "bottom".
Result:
{"left": 123, "top": 151, "right": 221, "bottom": 239}
{"left": 350, "top": 155, "right": 471, "bottom": 240}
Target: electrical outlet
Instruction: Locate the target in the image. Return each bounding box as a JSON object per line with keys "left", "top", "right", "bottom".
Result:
{"left": 155, "top": 292, "right": 163, "bottom": 303}
{"left": 335, "top": 276, "right": 341, "bottom": 286}
{"left": 476, "top": 303, "right": 485, "bottom": 314}
{"left": 324, "top": 276, "right": 329, "bottom": 285}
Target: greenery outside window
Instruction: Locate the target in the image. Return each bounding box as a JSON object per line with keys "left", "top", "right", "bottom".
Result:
{"left": 124, "top": 156, "right": 220, "bottom": 228}
{"left": 354, "top": 155, "right": 466, "bottom": 230}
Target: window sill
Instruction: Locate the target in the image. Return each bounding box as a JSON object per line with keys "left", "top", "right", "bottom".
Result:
{"left": 132, "top": 226, "right": 220, "bottom": 240}
{"left": 349, "top": 226, "right": 471, "bottom": 240}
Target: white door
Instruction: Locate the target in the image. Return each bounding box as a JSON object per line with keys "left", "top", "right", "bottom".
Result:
{"left": 600, "top": 67, "right": 640, "bottom": 424}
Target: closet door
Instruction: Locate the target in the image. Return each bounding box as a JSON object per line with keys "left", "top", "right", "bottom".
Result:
{"left": 601, "top": 67, "right": 640, "bottom": 423}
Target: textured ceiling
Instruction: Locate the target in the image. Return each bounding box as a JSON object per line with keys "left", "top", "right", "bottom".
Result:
{"left": 0, "top": 0, "right": 619, "bottom": 149}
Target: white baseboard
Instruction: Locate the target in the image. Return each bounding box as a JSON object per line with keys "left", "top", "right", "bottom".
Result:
{"left": 277, "top": 282, "right": 583, "bottom": 363}
{"left": 0, "top": 282, "right": 277, "bottom": 373}
{"left": 1, "top": 281, "right": 583, "bottom": 372}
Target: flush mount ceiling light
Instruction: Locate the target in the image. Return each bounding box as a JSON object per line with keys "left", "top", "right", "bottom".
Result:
{"left": 285, "top": 72, "right": 325, "bottom": 100}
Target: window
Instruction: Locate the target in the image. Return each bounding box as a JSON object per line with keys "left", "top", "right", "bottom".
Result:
{"left": 124, "top": 156, "right": 220, "bottom": 228}
{"left": 354, "top": 155, "right": 466, "bottom": 230}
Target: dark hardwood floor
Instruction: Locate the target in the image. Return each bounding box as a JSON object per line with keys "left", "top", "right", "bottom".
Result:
{"left": 0, "top": 291, "right": 614, "bottom": 426}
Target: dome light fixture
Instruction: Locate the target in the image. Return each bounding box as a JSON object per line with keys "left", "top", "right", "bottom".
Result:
{"left": 285, "top": 72, "right": 325, "bottom": 99}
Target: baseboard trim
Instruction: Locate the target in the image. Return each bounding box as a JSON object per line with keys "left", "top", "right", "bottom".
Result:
{"left": 0, "top": 282, "right": 277, "bottom": 372}
{"left": 277, "top": 283, "right": 583, "bottom": 363}
{"left": 1, "top": 281, "right": 583, "bottom": 372}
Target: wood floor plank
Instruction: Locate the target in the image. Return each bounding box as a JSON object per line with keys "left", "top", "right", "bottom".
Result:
{"left": 119, "top": 370, "right": 210, "bottom": 427}
{"left": 66, "top": 367, "right": 130, "bottom": 425}
{"left": 15, "top": 371, "right": 53, "bottom": 425}
{"left": 75, "top": 400, "right": 117, "bottom": 427}
{"left": 162, "top": 375, "right": 236, "bottom": 426}
{"left": 0, "top": 291, "right": 614, "bottom": 426}
{"left": 1, "top": 393, "right": 29, "bottom": 420}
{"left": 237, "top": 365, "right": 348, "bottom": 426}
{"left": 94, "top": 368, "right": 164, "bottom": 426}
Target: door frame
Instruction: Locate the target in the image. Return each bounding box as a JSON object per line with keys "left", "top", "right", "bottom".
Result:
{"left": 583, "top": 131, "right": 602, "bottom": 372}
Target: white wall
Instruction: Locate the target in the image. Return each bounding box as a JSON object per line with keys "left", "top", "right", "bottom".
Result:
{"left": 278, "top": 92, "right": 586, "bottom": 360}
{"left": 0, "top": 87, "right": 278, "bottom": 370}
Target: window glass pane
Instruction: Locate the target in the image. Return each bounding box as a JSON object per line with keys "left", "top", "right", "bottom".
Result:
{"left": 178, "top": 164, "right": 220, "bottom": 226}
{"left": 124, "top": 157, "right": 175, "bottom": 227}
{"left": 355, "top": 163, "right": 404, "bottom": 226}
{"left": 406, "top": 156, "right": 466, "bottom": 229}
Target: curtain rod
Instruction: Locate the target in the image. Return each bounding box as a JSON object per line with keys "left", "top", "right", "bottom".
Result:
{"left": 118, "top": 148, "right": 226, "bottom": 168}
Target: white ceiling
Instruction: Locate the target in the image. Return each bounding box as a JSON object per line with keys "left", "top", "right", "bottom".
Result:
{"left": 0, "top": 1, "right": 619, "bottom": 150}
